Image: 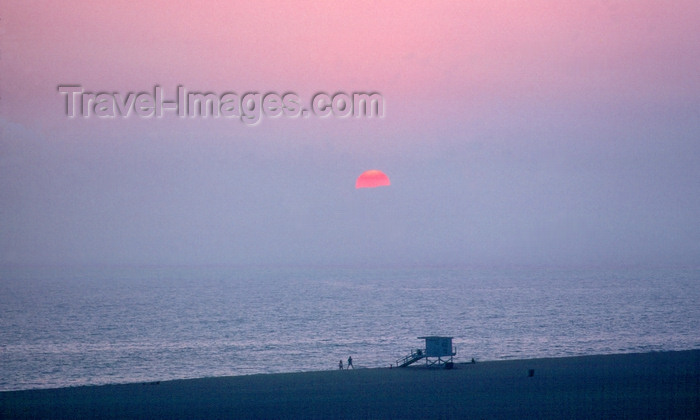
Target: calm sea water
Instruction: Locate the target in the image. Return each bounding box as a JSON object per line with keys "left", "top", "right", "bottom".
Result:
{"left": 1, "top": 266, "right": 698, "bottom": 391}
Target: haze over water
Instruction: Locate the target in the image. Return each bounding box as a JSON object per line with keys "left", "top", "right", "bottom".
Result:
{"left": 2, "top": 266, "right": 698, "bottom": 391}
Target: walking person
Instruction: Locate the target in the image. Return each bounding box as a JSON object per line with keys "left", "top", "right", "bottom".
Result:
{"left": 347, "top": 356, "right": 354, "bottom": 369}
{"left": 338, "top": 359, "right": 343, "bottom": 370}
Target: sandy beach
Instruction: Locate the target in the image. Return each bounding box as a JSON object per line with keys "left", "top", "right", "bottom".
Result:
{"left": 2, "top": 350, "right": 698, "bottom": 419}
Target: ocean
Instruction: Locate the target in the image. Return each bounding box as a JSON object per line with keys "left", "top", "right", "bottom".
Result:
{"left": 1, "top": 266, "right": 698, "bottom": 391}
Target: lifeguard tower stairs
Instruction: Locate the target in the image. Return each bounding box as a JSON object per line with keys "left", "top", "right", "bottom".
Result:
{"left": 396, "top": 336, "right": 456, "bottom": 368}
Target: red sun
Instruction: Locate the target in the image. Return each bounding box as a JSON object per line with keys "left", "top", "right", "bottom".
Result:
{"left": 356, "top": 170, "right": 391, "bottom": 189}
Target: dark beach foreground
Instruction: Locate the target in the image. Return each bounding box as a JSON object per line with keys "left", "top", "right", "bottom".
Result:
{"left": 2, "top": 350, "right": 698, "bottom": 419}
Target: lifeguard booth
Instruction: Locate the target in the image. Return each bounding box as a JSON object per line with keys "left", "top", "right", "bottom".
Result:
{"left": 396, "top": 336, "right": 457, "bottom": 368}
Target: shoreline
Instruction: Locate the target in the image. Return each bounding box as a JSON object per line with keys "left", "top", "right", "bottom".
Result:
{"left": 2, "top": 350, "right": 698, "bottom": 419}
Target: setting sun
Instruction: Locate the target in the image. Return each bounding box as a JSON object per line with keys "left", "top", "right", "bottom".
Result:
{"left": 356, "top": 170, "right": 391, "bottom": 189}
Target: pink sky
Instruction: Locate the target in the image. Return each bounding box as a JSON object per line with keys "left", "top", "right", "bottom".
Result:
{"left": 3, "top": 1, "right": 698, "bottom": 127}
{"left": 1, "top": 1, "right": 699, "bottom": 266}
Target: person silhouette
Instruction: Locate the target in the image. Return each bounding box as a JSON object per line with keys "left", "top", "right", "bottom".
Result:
{"left": 339, "top": 360, "right": 343, "bottom": 370}
{"left": 347, "top": 356, "right": 354, "bottom": 369}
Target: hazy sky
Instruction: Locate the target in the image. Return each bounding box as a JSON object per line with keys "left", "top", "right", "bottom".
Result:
{"left": 1, "top": 1, "right": 699, "bottom": 267}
